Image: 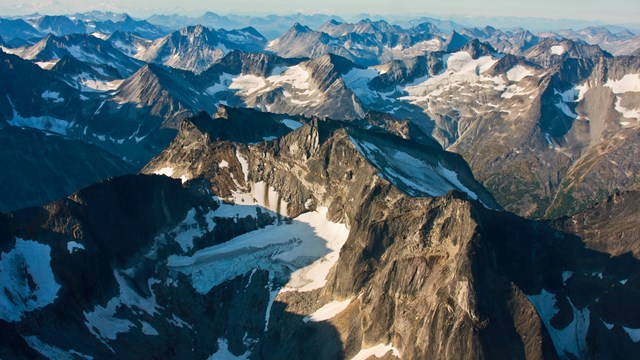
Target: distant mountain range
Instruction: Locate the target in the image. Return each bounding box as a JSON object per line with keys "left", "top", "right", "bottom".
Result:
{"left": 0, "top": 13, "right": 639, "bottom": 218}
{"left": 1, "top": 9, "right": 640, "bottom": 360}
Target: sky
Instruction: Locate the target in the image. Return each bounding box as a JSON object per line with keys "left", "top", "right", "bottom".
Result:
{"left": 0, "top": 0, "right": 638, "bottom": 25}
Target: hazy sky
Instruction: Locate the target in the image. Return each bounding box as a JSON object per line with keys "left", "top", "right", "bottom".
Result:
{"left": 0, "top": 0, "right": 638, "bottom": 24}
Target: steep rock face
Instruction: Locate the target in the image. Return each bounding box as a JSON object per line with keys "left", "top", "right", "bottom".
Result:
{"left": 544, "top": 27, "right": 640, "bottom": 56}
{"left": 394, "top": 47, "right": 562, "bottom": 216}
{"left": 353, "top": 42, "right": 640, "bottom": 218}
{"left": 28, "top": 15, "right": 87, "bottom": 36}
{"left": 80, "top": 63, "right": 198, "bottom": 164}
{"left": 267, "top": 20, "right": 444, "bottom": 67}
{"left": 367, "top": 53, "right": 444, "bottom": 91}
{"left": 14, "top": 33, "right": 143, "bottom": 77}
{"left": 0, "top": 176, "right": 234, "bottom": 359}
{"left": 106, "top": 31, "right": 152, "bottom": 58}
{"left": 50, "top": 55, "right": 122, "bottom": 84}
{"left": 552, "top": 191, "right": 640, "bottom": 258}
{"left": 86, "top": 14, "right": 166, "bottom": 39}
{"left": 444, "top": 31, "right": 470, "bottom": 52}
{"left": 2, "top": 112, "right": 640, "bottom": 359}
{"left": 0, "top": 18, "right": 41, "bottom": 42}
{"left": 320, "top": 192, "right": 557, "bottom": 359}
{"left": 523, "top": 38, "right": 611, "bottom": 68}
{"left": 201, "top": 53, "right": 366, "bottom": 120}
{"left": 460, "top": 26, "right": 540, "bottom": 55}
{"left": 545, "top": 126, "right": 640, "bottom": 217}
{"left": 203, "top": 50, "right": 301, "bottom": 79}
{"left": 321, "top": 189, "right": 640, "bottom": 359}
{"left": 143, "top": 115, "right": 498, "bottom": 213}
{"left": 114, "top": 63, "right": 200, "bottom": 119}
{"left": 0, "top": 50, "right": 83, "bottom": 126}
{"left": 137, "top": 24, "right": 267, "bottom": 74}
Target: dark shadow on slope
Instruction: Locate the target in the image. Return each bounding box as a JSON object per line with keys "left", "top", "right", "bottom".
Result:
{"left": 0, "top": 127, "right": 135, "bottom": 213}
{"left": 472, "top": 203, "right": 640, "bottom": 359}
{"left": 0, "top": 174, "right": 345, "bottom": 359}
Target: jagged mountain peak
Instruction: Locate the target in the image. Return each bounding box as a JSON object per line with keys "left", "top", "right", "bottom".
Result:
{"left": 445, "top": 30, "right": 470, "bottom": 52}
{"left": 306, "top": 52, "right": 359, "bottom": 74}
{"left": 205, "top": 50, "right": 296, "bottom": 78}
{"left": 14, "top": 32, "right": 143, "bottom": 77}
{"left": 289, "top": 22, "right": 311, "bottom": 32}
{"left": 51, "top": 54, "right": 121, "bottom": 80}
{"left": 524, "top": 37, "right": 612, "bottom": 67}
{"left": 236, "top": 25, "right": 263, "bottom": 39}
{"left": 485, "top": 53, "right": 537, "bottom": 77}
{"left": 178, "top": 24, "right": 213, "bottom": 36}
{"left": 28, "top": 15, "right": 86, "bottom": 36}
{"left": 458, "top": 38, "right": 496, "bottom": 59}
{"left": 411, "top": 21, "right": 441, "bottom": 35}
{"left": 137, "top": 24, "right": 267, "bottom": 74}
{"left": 145, "top": 109, "right": 499, "bottom": 211}
{"left": 0, "top": 18, "right": 43, "bottom": 42}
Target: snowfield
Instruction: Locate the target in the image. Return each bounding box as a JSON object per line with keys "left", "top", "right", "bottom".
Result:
{"left": 303, "top": 299, "right": 352, "bottom": 323}
{"left": 0, "top": 239, "right": 61, "bottom": 322}
{"left": 168, "top": 206, "right": 349, "bottom": 294}
{"left": 351, "top": 344, "right": 401, "bottom": 360}
{"left": 528, "top": 289, "right": 590, "bottom": 358}
{"left": 349, "top": 136, "right": 479, "bottom": 201}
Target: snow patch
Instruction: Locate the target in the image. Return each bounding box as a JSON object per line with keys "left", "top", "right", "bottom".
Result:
{"left": 140, "top": 321, "right": 159, "bottom": 336}
{"left": 281, "top": 119, "right": 303, "bottom": 130}
{"left": 153, "top": 167, "right": 174, "bottom": 177}
{"left": 91, "top": 32, "right": 109, "bottom": 40}
{"left": 605, "top": 74, "right": 640, "bottom": 94}
{"left": 613, "top": 97, "right": 640, "bottom": 121}
{"left": 624, "top": 327, "right": 640, "bottom": 342}
{"left": 23, "top": 336, "right": 94, "bottom": 360}
{"left": 506, "top": 65, "right": 533, "bottom": 82}
{"left": 79, "top": 79, "right": 124, "bottom": 92}
{"left": 83, "top": 273, "right": 160, "bottom": 343}
{"left": 343, "top": 67, "right": 379, "bottom": 101}
{"left": 41, "top": 90, "right": 63, "bottom": 103}
{"left": 236, "top": 152, "right": 250, "bottom": 183}
{"left": 264, "top": 283, "right": 278, "bottom": 332}
{"left": 67, "top": 241, "right": 85, "bottom": 254}
{"left": 206, "top": 73, "right": 236, "bottom": 96}
{"left": 550, "top": 45, "right": 566, "bottom": 55}
{"left": 269, "top": 65, "right": 312, "bottom": 90}
{"left": 303, "top": 299, "right": 352, "bottom": 323}
{"left": 402, "top": 51, "right": 498, "bottom": 104}
{"left": 0, "top": 239, "right": 61, "bottom": 322}
{"left": 207, "top": 338, "right": 250, "bottom": 360}
{"left": 555, "top": 101, "right": 578, "bottom": 118}
{"left": 8, "top": 111, "right": 70, "bottom": 135}
{"left": 171, "top": 208, "right": 204, "bottom": 252}
{"left": 528, "top": 290, "right": 590, "bottom": 358}
{"left": 229, "top": 75, "right": 267, "bottom": 95}
{"left": 35, "top": 60, "right": 59, "bottom": 70}
{"left": 351, "top": 344, "right": 401, "bottom": 360}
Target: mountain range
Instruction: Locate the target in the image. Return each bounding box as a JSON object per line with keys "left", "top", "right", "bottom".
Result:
{"left": 0, "top": 10, "right": 639, "bottom": 360}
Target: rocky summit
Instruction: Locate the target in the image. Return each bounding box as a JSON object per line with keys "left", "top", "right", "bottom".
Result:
{"left": 0, "top": 7, "right": 639, "bottom": 360}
